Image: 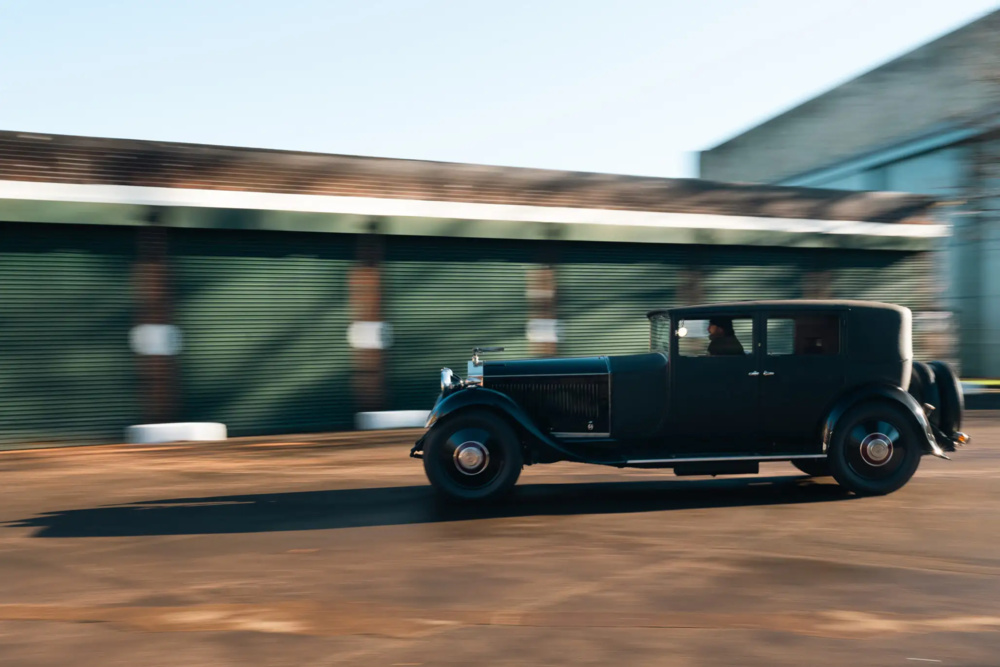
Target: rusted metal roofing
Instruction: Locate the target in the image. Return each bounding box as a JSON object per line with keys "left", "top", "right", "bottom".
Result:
{"left": 0, "top": 130, "right": 937, "bottom": 223}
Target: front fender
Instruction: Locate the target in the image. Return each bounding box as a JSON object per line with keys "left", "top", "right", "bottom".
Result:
{"left": 822, "top": 384, "right": 947, "bottom": 459}
{"left": 417, "top": 386, "right": 585, "bottom": 464}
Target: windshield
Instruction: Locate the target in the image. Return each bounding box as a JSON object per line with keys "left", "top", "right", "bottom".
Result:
{"left": 649, "top": 314, "right": 671, "bottom": 353}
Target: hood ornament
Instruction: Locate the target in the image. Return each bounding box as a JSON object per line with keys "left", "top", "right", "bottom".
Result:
{"left": 471, "top": 346, "right": 504, "bottom": 365}
{"left": 468, "top": 346, "right": 504, "bottom": 380}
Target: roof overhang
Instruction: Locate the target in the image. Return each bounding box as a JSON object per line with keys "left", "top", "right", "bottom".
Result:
{"left": 0, "top": 179, "right": 947, "bottom": 251}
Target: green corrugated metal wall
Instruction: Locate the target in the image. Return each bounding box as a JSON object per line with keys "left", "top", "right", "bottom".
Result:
{"left": 171, "top": 229, "right": 354, "bottom": 436}
{"left": 825, "top": 250, "right": 935, "bottom": 308}
{"left": 557, "top": 243, "right": 684, "bottom": 357}
{"left": 384, "top": 241, "right": 942, "bottom": 390}
{"left": 557, "top": 243, "right": 941, "bottom": 358}
{"left": 696, "top": 246, "right": 804, "bottom": 303}
{"left": 0, "top": 222, "right": 140, "bottom": 447}
{"left": 383, "top": 237, "right": 534, "bottom": 411}
{"left": 823, "top": 249, "right": 942, "bottom": 360}
{"left": 557, "top": 244, "right": 806, "bottom": 357}
{"left": 0, "top": 220, "right": 947, "bottom": 447}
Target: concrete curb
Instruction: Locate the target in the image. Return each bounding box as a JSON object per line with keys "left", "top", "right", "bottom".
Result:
{"left": 126, "top": 423, "right": 227, "bottom": 444}
{"left": 355, "top": 411, "right": 430, "bottom": 430}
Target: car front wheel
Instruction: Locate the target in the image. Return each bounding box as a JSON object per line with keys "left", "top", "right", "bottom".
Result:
{"left": 423, "top": 409, "right": 523, "bottom": 502}
{"left": 828, "top": 401, "right": 922, "bottom": 496}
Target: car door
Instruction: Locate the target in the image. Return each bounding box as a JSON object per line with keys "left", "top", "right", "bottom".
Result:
{"left": 759, "top": 311, "right": 846, "bottom": 451}
{"left": 668, "top": 313, "right": 763, "bottom": 453}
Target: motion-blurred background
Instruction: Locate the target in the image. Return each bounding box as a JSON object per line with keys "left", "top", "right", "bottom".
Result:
{"left": 1, "top": 1, "right": 997, "bottom": 447}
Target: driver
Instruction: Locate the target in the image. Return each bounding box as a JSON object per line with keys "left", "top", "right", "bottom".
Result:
{"left": 707, "top": 317, "right": 745, "bottom": 356}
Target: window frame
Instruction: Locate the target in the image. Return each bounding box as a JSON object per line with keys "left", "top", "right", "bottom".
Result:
{"left": 763, "top": 311, "right": 845, "bottom": 358}
{"left": 649, "top": 313, "right": 672, "bottom": 354}
{"left": 671, "top": 312, "right": 757, "bottom": 359}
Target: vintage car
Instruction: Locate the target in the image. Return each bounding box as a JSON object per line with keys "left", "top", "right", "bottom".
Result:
{"left": 410, "top": 300, "right": 969, "bottom": 501}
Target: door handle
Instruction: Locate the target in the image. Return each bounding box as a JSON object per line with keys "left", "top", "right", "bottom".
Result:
{"left": 762, "top": 371, "right": 775, "bottom": 376}
{"left": 748, "top": 371, "right": 760, "bottom": 376}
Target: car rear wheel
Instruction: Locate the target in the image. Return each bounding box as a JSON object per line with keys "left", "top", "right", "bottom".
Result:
{"left": 792, "top": 459, "right": 831, "bottom": 477}
{"left": 423, "top": 409, "right": 523, "bottom": 502}
{"left": 828, "top": 401, "right": 921, "bottom": 496}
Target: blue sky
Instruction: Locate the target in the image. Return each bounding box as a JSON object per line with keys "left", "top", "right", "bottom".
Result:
{"left": 0, "top": 0, "right": 997, "bottom": 177}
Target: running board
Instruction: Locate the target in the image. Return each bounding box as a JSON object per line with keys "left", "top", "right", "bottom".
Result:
{"left": 626, "top": 453, "right": 827, "bottom": 466}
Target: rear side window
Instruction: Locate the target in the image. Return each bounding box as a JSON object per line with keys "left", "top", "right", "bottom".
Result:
{"left": 767, "top": 315, "right": 840, "bottom": 356}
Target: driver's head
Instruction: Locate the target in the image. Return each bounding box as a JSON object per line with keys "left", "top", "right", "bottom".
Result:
{"left": 708, "top": 317, "right": 734, "bottom": 338}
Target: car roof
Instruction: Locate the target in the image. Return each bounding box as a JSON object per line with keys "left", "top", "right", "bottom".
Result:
{"left": 647, "top": 299, "right": 907, "bottom": 318}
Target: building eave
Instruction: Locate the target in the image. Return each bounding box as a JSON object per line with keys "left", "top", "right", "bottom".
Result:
{"left": 0, "top": 179, "right": 945, "bottom": 251}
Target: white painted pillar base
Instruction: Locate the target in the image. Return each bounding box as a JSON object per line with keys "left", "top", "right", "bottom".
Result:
{"left": 355, "top": 411, "right": 430, "bottom": 430}
{"left": 126, "top": 423, "right": 227, "bottom": 444}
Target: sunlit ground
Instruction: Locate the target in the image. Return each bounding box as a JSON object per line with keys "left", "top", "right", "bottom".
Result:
{"left": 0, "top": 415, "right": 998, "bottom": 666}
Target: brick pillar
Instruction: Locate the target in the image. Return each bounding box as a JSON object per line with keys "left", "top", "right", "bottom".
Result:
{"left": 133, "top": 211, "right": 179, "bottom": 423}
{"left": 527, "top": 265, "right": 558, "bottom": 357}
{"left": 350, "top": 229, "right": 385, "bottom": 413}
{"left": 527, "top": 227, "right": 561, "bottom": 357}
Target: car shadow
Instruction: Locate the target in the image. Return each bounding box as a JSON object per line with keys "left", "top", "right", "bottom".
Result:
{"left": 8, "top": 475, "right": 853, "bottom": 538}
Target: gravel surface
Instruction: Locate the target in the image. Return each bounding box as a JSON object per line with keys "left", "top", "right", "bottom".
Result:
{"left": 1, "top": 416, "right": 998, "bottom": 666}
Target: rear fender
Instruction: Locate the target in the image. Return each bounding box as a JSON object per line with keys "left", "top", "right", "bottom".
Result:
{"left": 822, "top": 384, "right": 947, "bottom": 459}
{"left": 416, "top": 387, "right": 582, "bottom": 464}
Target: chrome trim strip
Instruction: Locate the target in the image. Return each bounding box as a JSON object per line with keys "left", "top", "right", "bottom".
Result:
{"left": 626, "top": 453, "right": 828, "bottom": 464}
{"left": 484, "top": 372, "right": 609, "bottom": 378}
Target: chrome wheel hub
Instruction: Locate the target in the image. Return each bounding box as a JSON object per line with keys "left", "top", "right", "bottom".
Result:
{"left": 454, "top": 441, "right": 490, "bottom": 475}
{"left": 860, "top": 432, "right": 893, "bottom": 467}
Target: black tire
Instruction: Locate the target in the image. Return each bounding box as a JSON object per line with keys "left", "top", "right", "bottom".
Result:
{"left": 423, "top": 409, "right": 523, "bottom": 502}
{"left": 792, "top": 459, "right": 831, "bottom": 477}
{"left": 928, "top": 360, "right": 963, "bottom": 434}
{"left": 908, "top": 361, "right": 940, "bottom": 427}
{"left": 828, "top": 401, "right": 922, "bottom": 496}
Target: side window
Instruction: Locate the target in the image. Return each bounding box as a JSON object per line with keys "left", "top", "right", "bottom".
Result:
{"left": 767, "top": 315, "right": 840, "bottom": 356}
{"left": 677, "top": 317, "right": 753, "bottom": 357}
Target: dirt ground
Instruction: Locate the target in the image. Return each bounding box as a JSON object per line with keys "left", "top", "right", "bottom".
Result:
{"left": 1, "top": 416, "right": 998, "bottom": 666}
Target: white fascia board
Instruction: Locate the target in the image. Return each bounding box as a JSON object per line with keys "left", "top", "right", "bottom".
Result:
{"left": 0, "top": 179, "right": 947, "bottom": 239}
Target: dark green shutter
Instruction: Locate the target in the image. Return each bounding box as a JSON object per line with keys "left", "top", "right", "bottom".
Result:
{"left": 557, "top": 242, "right": 684, "bottom": 357}
{"left": 826, "top": 250, "right": 935, "bottom": 308}
{"left": 172, "top": 229, "right": 353, "bottom": 436}
{"left": 383, "top": 237, "right": 533, "bottom": 411}
{"left": 825, "top": 250, "right": 943, "bottom": 360}
{"left": 693, "top": 246, "right": 804, "bottom": 303}
{"left": 557, "top": 243, "right": 807, "bottom": 357}
{"left": 0, "top": 223, "right": 139, "bottom": 447}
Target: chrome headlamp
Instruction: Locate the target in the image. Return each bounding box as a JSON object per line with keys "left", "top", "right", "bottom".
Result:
{"left": 440, "top": 368, "right": 456, "bottom": 392}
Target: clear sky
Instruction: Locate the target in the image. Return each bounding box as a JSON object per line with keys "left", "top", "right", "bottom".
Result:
{"left": 0, "top": 0, "right": 997, "bottom": 178}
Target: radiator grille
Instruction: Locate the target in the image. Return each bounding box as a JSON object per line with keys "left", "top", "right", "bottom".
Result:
{"left": 486, "top": 375, "right": 609, "bottom": 434}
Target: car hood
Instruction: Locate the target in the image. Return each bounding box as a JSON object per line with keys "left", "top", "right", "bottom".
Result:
{"left": 483, "top": 356, "right": 609, "bottom": 378}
